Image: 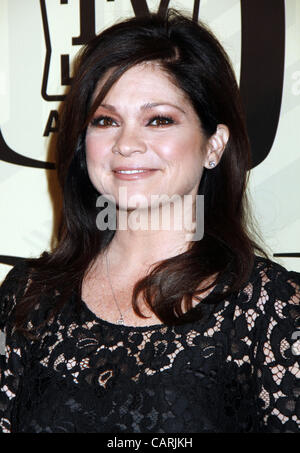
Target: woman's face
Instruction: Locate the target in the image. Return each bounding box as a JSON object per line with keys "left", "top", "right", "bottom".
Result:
{"left": 85, "top": 63, "right": 209, "bottom": 211}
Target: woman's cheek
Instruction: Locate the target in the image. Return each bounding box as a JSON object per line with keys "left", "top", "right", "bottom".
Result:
{"left": 149, "top": 134, "right": 183, "bottom": 159}
{"left": 85, "top": 134, "right": 111, "bottom": 161}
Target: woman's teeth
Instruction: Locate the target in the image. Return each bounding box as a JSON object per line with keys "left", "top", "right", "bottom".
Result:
{"left": 116, "top": 170, "right": 150, "bottom": 174}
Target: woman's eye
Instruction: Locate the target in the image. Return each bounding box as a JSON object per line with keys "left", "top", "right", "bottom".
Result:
{"left": 90, "top": 115, "right": 174, "bottom": 128}
{"left": 148, "top": 116, "right": 175, "bottom": 127}
{"left": 90, "top": 116, "right": 118, "bottom": 127}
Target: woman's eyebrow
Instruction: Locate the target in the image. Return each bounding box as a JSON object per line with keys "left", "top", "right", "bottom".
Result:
{"left": 99, "top": 102, "right": 186, "bottom": 114}
{"left": 142, "top": 102, "right": 186, "bottom": 114}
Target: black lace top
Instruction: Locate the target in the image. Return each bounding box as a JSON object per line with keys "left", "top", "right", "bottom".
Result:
{"left": 0, "top": 256, "right": 300, "bottom": 433}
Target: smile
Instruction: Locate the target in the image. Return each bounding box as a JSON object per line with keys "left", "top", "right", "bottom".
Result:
{"left": 116, "top": 170, "right": 149, "bottom": 174}
{"left": 113, "top": 169, "right": 158, "bottom": 180}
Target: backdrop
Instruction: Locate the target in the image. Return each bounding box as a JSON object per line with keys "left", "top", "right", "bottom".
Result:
{"left": 1, "top": 0, "right": 300, "bottom": 282}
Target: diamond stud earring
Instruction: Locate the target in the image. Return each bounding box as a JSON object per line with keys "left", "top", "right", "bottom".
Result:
{"left": 208, "top": 161, "right": 216, "bottom": 168}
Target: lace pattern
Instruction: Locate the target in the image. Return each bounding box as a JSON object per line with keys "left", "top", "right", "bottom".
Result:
{"left": 0, "top": 256, "right": 299, "bottom": 432}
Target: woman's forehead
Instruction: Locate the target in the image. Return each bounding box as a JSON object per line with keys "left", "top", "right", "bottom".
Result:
{"left": 92, "top": 62, "right": 187, "bottom": 105}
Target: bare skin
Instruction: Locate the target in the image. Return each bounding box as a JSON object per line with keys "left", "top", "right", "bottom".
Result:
{"left": 82, "top": 252, "right": 218, "bottom": 327}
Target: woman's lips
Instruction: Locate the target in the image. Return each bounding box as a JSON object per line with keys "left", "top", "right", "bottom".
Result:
{"left": 112, "top": 169, "right": 158, "bottom": 180}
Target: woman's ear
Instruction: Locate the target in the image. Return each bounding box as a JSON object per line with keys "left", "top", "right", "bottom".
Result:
{"left": 204, "top": 124, "right": 230, "bottom": 169}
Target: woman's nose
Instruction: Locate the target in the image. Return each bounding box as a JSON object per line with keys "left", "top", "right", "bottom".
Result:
{"left": 112, "top": 124, "right": 147, "bottom": 156}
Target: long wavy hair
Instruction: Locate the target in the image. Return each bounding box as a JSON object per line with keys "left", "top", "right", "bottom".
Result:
{"left": 14, "top": 9, "right": 268, "bottom": 336}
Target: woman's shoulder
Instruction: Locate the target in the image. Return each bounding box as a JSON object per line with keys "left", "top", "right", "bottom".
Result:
{"left": 251, "top": 255, "right": 300, "bottom": 298}
{"left": 237, "top": 254, "right": 300, "bottom": 323}
{"left": 0, "top": 260, "right": 32, "bottom": 329}
{"left": 253, "top": 254, "right": 300, "bottom": 279}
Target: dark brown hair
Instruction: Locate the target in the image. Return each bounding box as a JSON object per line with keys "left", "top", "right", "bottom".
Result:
{"left": 14, "top": 9, "right": 268, "bottom": 336}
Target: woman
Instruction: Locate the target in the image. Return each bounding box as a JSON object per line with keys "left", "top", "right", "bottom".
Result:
{"left": 0, "top": 9, "right": 299, "bottom": 433}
